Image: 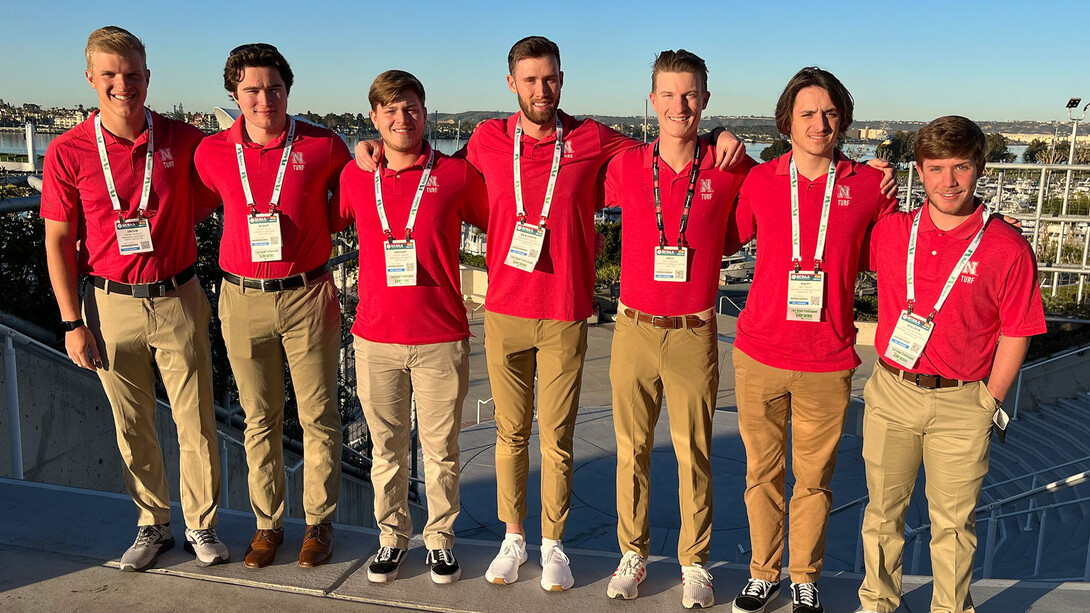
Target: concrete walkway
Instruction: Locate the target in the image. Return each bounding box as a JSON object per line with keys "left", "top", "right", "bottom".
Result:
{"left": 2, "top": 478, "right": 1088, "bottom": 612}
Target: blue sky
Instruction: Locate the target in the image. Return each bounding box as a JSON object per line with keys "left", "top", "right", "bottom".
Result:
{"left": 3, "top": 0, "right": 1088, "bottom": 123}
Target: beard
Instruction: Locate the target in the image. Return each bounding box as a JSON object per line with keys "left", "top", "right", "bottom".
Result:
{"left": 517, "top": 93, "right": 558, "bottom": 127}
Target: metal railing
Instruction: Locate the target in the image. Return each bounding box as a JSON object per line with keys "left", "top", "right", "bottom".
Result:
{"left": 900, "top": 162, "right": 1090, "bottom": 304}
{"left": 1011, "top": 343, "right": 1090, "bottom": 419}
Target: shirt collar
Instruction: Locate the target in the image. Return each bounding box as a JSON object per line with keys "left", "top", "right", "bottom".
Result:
{"left": 90, "top": 109, "right": 152, "bottom": 149}
{"left": 641, "top": 138, "right": 714, "bottom": 174}
{"left": 773, "top": 149, "right": 857, "bottom": 181}
{"left": 227, "top": 115, "right": 293, "bottom": 148}
{"left": 918, "top": 198, "right": 986, "bottom": 239}
{"left": 506, "top": 109, "right": 573, "bottom": 143}
{"left": 379, "top": 141, "right": 434, "bottom": 177}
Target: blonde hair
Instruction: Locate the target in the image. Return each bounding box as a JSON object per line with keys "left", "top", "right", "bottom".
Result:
{"left": 86, "top": 26, "right": 146, "bottom": 72}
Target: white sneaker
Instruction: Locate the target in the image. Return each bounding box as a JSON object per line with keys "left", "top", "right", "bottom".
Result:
{"left": 485, "top": 534, "right": 527, "bottom": 585}
{"left": 540, "top": 539, "right": 574, "bottom": 591}
{"left": 682, "top": 563, "right": 715, "bottom": 609}
{"left": 184, "top": 528, "right": 230, "bottom": 567}
{"left": 119, "top": 523, "right": 174, "bottom": 572}
{"left": 606, "top": 550, "right": 646, "bottom": 599}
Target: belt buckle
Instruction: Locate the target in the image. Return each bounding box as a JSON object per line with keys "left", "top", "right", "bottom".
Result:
{"left": 131, "top": 284, "right": 151, "bottom": 299}
{"left": 651, "top": 315, "right": 669, "bottom": 329}
{"left": 914, "top": 373, "right": 938, "bottom": 390}
{"left": 260, "top": 278, "right": 277, "bottom": 292}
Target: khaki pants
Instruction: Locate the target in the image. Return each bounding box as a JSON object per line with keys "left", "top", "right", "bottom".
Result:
{"left": 220, "top": 274, "right": 342, "bottom": 528}
{"left": 733, "top": 347, "right": 854, "bottom": 583}
{"left": 84, "top": 277, "right": 220, "bottom": 529}
{"left": 354, "top": 336, "right": 469, "bottom": 550}
{"left": 484, "top": 311, "right": 587, "bottom": 540}
{"left": 610, "top": 312, "right": 718, "bottom": 566}
{"left": 859, "top": 363, "right": 993, "bottom": 613}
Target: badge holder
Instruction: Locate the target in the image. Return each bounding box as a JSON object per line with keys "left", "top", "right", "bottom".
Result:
{"left": 248, "top": 209, "right": 283, "bottom": 262}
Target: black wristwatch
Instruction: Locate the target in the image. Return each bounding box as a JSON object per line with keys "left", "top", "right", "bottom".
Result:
{"left": 61, "top": 319, "right": 85, "bottom": 331}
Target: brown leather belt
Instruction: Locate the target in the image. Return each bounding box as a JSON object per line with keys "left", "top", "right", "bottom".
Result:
{"left": 221, "top": 263, "right": 330, "bottom": 292}
{"left": 622, "top": 308, "right": 707, "bottom": 329}
{"left": 89, "top": 266, "right": 195, "bottom": 298}
{"left": 879, "top": 359, "right": 970, "bottom": 389}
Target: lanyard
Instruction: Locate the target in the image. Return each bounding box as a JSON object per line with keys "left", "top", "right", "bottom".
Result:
{"left": 905, "top": 206, "right": 990, "bottom": 321}
{"left": 235, "top": 117, "right": 296, "bottom": 215}
{"left": 789, "top": 156, "right": 837, "bottom": 272}
{"left": 652, "top": 140, "right": 703, "bottom": 248}
{"left": 94, "top": 109, "right": 154, "bottom": 221}
{"left": 513, "top": 116, "right": 563, "bottom": 227}
{"left": 374, "top": 148, "right": 435, "bottom": 242}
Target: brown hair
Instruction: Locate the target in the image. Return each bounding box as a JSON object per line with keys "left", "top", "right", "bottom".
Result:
{"left": 507, "top": 36, "right": 561, "bottom": 75}
{"left": 774, "top": 67, "right": 853, "bottom": 136}
{"left": 86, "top": 26, "right": 146, "bottom": 72}
{"left": 652, "top": 49, "right": 708, "bottom": 93}
{"left": 915, "top": 115, "right": 987, "bottom": 169}
{"left": 369, "top": 70, "right": 426, "bottom": 109}
{"left": 223, "top": 43, "right": 293, "bottom": 95}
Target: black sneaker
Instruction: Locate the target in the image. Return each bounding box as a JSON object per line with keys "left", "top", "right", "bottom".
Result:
{"left": 426, "top": 548, "right": 462, "bottom": 584}
{"left": 366, "top": 546, "right": 404, "bottom": 582}
{"left": 791, "top": 582, "right": 823, "bottom": 613}
{"left": 732, "top": 578, "right": 780, "bottom": 613}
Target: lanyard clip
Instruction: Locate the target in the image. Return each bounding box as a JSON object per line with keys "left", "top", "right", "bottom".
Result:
{"left": 538, "top": 215, "right": 548, "bottom": 229}
{"left": 404, "top": 229, "right": 413, "bottom": 242}
{"left": 248, "top": 204, "right": 258, "bottom": 217}
{"left": 906, "top": 299, "right": 915, "bottom": 315}
{"left": 814, "top": 259, "right": 823, "bottom": 273}
{"left": 384, "top": 229, "right": 394, "bottom": 244}
{"left": 926, "top": 309, "right": 937, "bottom": 324}
{"left": 517, "top": 213, "right": 527, "bottom": 225}
{"left": 117, "top": 211, "right": 125, "bottom": 224}
{"left": 793, "top": 259, "right": 801, "bottom": 273}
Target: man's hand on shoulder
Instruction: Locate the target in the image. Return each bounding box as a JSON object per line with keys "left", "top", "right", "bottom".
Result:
{"left": 354, "top": 139, "right": 383, "bottom": 172}
{"left": 710, "top": 128, "right": 746, "bottom": 171}
{"left": 865, "top": 158, "right": 898, "bottom": 198}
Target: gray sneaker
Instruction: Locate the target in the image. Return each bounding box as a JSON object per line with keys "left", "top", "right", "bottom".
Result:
{"left": 119, "top": 523, "right": 175, "bottom": 572}
{"left": 184, "top": 528, "right": 230, "bottom": 567}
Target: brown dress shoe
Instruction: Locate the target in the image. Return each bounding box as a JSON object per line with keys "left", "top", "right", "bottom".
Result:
{"left": 299, "top": 523, "right": 334, "bottom": 568}
{"left": 244, "top": 528, "right": 284, "bottom": 569}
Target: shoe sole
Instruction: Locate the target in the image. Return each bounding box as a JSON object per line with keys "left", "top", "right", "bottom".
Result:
{"left": 608, "top": 590, "right": 637, "bottom": 600}
{"left": 486, "top": 574, "right": 514, "bottom": 585}
{"left": 119, "top": 537, "right": 175, "bottom": 572}
{"left": 183, "top": 540, "right": 230, "bottom": 567}
{"left": 541, "top": 582, "right": 572, "bottom": 592}
{"left": 431, "top": 568, "right": 462, "bottom": 584}
{"left": 367, "top": 568, "right": 400, "bottom": 583}
{"left": 684, "top": 603, "right": 713, "bottom": 610}
{"left": 731, "top": 588, "right": 780, "bottom": 613}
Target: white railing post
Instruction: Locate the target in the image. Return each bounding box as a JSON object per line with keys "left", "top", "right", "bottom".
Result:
{"left": 219, "top": 437, "right": 229, "bottom": 508}
{"left": 983, "top": 509, "right": 999, "bottom": 578}
{"left": 4, "top": 335, "right": 23, "bottom": 479}
{"left": 1033, "top": 509, "right": 1047, "bottom": 577}
{"left": 854, "top": 503, "right": 866, "bottom": 572}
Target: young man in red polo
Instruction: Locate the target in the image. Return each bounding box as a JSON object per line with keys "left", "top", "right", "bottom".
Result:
{"left": 602, "top": 49, "right": 755, "bottom": 608}
{"left": 42, "top": 26, "right": 227, "bottom": 571}
{"left": 857, "top": 116, "right": 1045, "bottom": 613}
{"left": 355, "top": 36, "right": 746, "bottom": 591}
{"left": 727, "top": 68, "right": 897, "bottom": 613}
{"left": 194, "top": 43, "right": 351, "bottom": 569}
{"left": 338, "top": 70, "right": 488, "bottom": 585}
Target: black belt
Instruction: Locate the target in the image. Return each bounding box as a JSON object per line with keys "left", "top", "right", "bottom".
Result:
{"left": 221, "top": 263, "right": 330, "bottom": 292}
{"left": 622, "top": 308, "right": 708, "bottom": 329}
{"left": 89, "top": 266, "right": 195, "bottom": 298}
{"left": 879, "top": 358, "right": 973, "bottom": 390}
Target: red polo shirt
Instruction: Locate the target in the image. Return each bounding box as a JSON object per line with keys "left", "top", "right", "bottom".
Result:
{"left": 727, "top": 151, "right": 897, "bottom": 372}
{"left": 194, "top": 117, "right": 351, "bottom": 279}
{"left": 340, "top": 144, "right": 488, "bottom": 344}
{"left": 40, "top": 110, "right": 215, "bottom": 283}
{"left": 604, "top": 140, "right": 755, "bottom": 315}
{"left": 465, "top": 110, "right": 636, "bottom": 321}
{"left": 869, "top": 201, "right": 1046, "bottom": 381}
